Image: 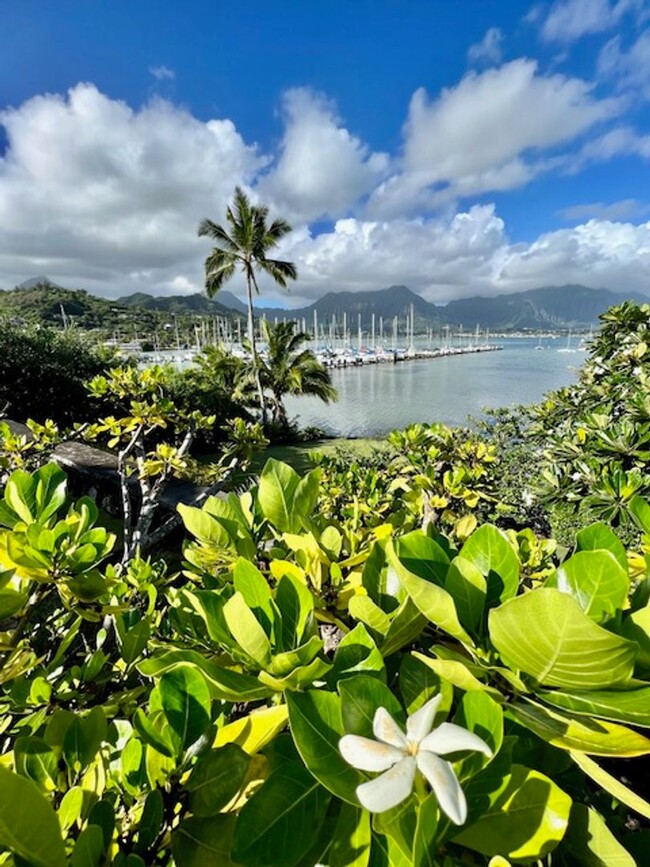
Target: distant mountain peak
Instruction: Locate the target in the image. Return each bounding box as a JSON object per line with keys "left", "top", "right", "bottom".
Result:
{"left": 18, "top": 276, "right": 63, "bottom": 290}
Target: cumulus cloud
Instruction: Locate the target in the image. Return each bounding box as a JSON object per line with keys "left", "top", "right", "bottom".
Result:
{"left": 276, "top": 209, "right": 650, "bottom": 304}
{"left": 258, "top": 88, "right": 389, "bottom": 223}
{"left": 368, "top": 60, "right": 622, "bottom": 217}
{"left": 0, "top": 75, "right": 647, "bottom": 304}
{"left": 467, "top": 28, "right": 504, "bottom": 66}
{"left": 540, "top": 0, "right": 642, "bottom": 43}
{"left": 149, "top": 65, "right": 175, "bottom": 81}
{"left": 0, "top": 83, "right": 264, "bottom": 294}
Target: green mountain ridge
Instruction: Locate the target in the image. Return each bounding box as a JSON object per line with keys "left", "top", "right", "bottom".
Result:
{"left": 1, "top": 278, "right": 646, "bottom": 333}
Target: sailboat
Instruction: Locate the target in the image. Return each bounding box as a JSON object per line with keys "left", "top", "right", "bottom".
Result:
{"left": 557, "top": 329, "right": 576, "bottom": 353}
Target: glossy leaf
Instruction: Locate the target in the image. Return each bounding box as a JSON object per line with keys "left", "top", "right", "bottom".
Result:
{"left": 570, "top": 751, "right": 650, "bottom": 820}
{"left": 576, "top": 522, "right": 628, "bottom": 573}
{"left": 287, "top": 690, "right": 363, "bottom": 803}
{"left": 508, "top": 701, "right": 650, "bottom": 757}
{"left": 172, "top": 815, "right": 237, "bottom": 867}
{"left": 459, "top": 525, "right": 519, "bottom": 606}
{"left": 386, "top": 542, "right": 473, "bottom": 646}
{"left": 0, "top": 766, "right": 66, "bottom": 867}
{"left": 332, "top": 623, "right": 385, "bottom": 682}
{"left": 445, "top": 556, "right": 487, "bottom": 635}
{"left": 159, "top": 667, "right": 211, "bottom": 752}
{"left": 561, "top": 803, "right": 636, "bottom": 866}
{"left": 394, "top": 531, "right": 449, "bottom": 586}
{"left": 542, "top": 686, "right": 650, "bottom": 728}
{"left": 453, "top": 764, "right": 571, "bottom": 861}
{"left": 232, "top": 762, "right": 331, "bottom": 867}
{"left": 329, "top": 803, "right": 371, "bottom": 867}
{"left": 185, "top": 745, "right": 250, "bottom": 816}
{"left": 547, "top": 550, "right": 628, "bottom": 623}
{"left": 214, "top": 705, "right": 288, "bottom": 754}
{"left": 340, "top": 674, "right": 404, "bottom": 738}
{"left": 258, "top": 458, "right": 300, "bottom": 533}
{"left": 489, "top": 588, "right": 636, "bottom": 689}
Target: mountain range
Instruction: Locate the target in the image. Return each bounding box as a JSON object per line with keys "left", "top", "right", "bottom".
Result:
{"left": 1, "top": 277, "right": 646, "bottom": 332}
{"left": 214, "top": 283, "right": 648, "bottom": 331}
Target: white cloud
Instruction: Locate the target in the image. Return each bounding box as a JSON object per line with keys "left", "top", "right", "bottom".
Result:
{"left": 258, "top": 88, "right": 389, "bottom": 223}
{"left": 368, "top": 60, "right": 622, "bottom": 217}
{"left": 598, "top": 29, "right": 650, "bottom": 95}
{"left": 0, "top": 77, "right": 647, "bottom": 305}
{"left": 467, "top": 28, "right": 504, "bottom": 66}
{"left": 0, "top": 83, "right": 264, "bottom": 295}
{"left": 274, "top": 209, "right": 650, "bottom": 305}
{"left": 149, "top": 65, "right": 175, "bottom": 81}
{"left": 557, "top": 199, "right": 649, "bottom": 220}
{"left": 540, "top": 0, "right": 642, "bottom": 43}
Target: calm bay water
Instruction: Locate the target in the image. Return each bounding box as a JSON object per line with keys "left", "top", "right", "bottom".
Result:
{"left": 284, "top": 338, "right": 582, "bottom": 437}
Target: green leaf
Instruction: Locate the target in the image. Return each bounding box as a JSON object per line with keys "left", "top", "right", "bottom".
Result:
{"left": 399, "top": 652, "right": 453, "bottom": 718}
{"left": 14, "top": 737, "right": 58, "bottom": 790}
{"left": 561, "top": 803, "right": 636, "bottom": 866}
{"left": 329, "top": 803, "right": 371, "bottom": 867}
{"left": 135, "top": 790, "right": 162, "bottom": 855}
{"left": 621, "top": 602, "right": 650, "bottom": 670}
{"left": 70, "top": 825, "right": 104, "bottom": 867}
{"left": 508, "top": 701, "right": 650, "bottom": 757}
{"left": 258, "top": 458, "right": 300, "bottom": 533}
{"left": 132, "top": 710, "right": 175, "bottom": 758}
{"left": 570, "top": 751, "right": 650, "bottom": 820}
{"left": 0, "top": 589, "right": 28, "bottom": 620}
{"left": 139, "top": 650, "right": 273, "bottom": 702}
{"left": 453, "top": 764, "right": 571, "bottom": 861}
{"left": 232, "top": 762, "right": 331, "bottom": 867}
{"left": 413, "top": 793, "right": 439, "bottom": 867}
{"left": 275, "top": 572, "right": 315, "bottom": 650}
{"left": 412, "top": 652, "right": 502, "bottom": 702}
{"left": 293, "top": 468, "right": 322, "bottom": 522}
{"left": 395, "top": 531, "right": 449, "bottom": 586}
{"left": 455, "top": 691, "right": 503, "bottom": 776}
{"left": 386, "top": 542, "right": 473, "bottom": 646}
{"left": 185, "top": 745, "right": 251, "bottom": 816}
{"left": 576, "top": 522, "right": 628, "bottom": 573}
{"left": 120, "top": 618, "right": 151, "bottom": 666}
{"left": 489, "top": 588, "right": 637, "bottom": 689}
{"left": 287, "top": 690, "right": 363, "bottom": 804}
{"left": 340, "top": 675, "right": 404, "bottom": 739}
{"left": 223, "top": 591, "right": 272, "bottom": 666}
{"left": 460, "top": 524, "right": 519, "bottom": 606}
{"left": 159, "top": 668, "right": 211, "bottom": 752}
{"left": 214, "top": 705, "right": 288, "bottom": 755}
{"left": 546, "top": 550, "right": 628, "bottom": 623}
{"left": 542, "top": 686, "right": 650, "bottom": 728}
{"left": 332, "top": 624, "right": 385, "bottom": 682}
{"left": 348, "top": 595, "right": 391, "bottom": 636}
{"left": 445, "top": 556, "right": 487, "bottom": 635}
{"left": 172, "top": 814, "right": 237, "bottom": 867}
{"left": 63, "top": 707, "right": 107, "bottom": 771}
{"left": 380, "top": 597, "right": 428, "bottom": 657}
{"left": 177, "top": 503, "right": 233, "bottom": 547}
{"left": 0, "top": 765, "right": 66, "bottom": 867}
{"left": 629, "top": 495, "right": 650, "bottom": 534}
{"left": 233, "top": 557, "right": 275, "bottom": 633}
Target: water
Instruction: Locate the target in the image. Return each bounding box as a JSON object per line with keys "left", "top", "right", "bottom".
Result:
{"left": 284, "top": 338, "right": 582, "bottom": 436}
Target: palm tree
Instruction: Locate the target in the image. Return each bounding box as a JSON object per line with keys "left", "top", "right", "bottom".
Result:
{"left": 198, "top": 187, "right": 297, "bottom": 423}
{"left": 258, "top": 319, "right": 337, "bottom": 428}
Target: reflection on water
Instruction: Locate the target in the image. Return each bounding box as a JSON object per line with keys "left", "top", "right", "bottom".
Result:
{"left": 285, "top": 339, "right": 580, "bottom": 436}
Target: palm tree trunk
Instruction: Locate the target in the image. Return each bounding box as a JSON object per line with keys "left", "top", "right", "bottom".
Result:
{"left": 246, "top": 270, "right": 267, "bottom": 425}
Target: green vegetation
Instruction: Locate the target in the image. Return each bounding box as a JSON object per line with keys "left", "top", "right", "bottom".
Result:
{"left": 0, "top": 301, "right": 648, "bottom": 864}
{"left": 199, "top": 186, "right": 298, "bottom": 423}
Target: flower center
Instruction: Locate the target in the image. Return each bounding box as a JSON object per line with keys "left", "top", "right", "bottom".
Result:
{"left": 405, "top": 740, "right": 420, "bottom": 756}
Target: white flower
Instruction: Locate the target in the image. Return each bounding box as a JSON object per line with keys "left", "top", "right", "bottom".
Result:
{"left": 339, "top": 694, "right": 492, "bottom": 824}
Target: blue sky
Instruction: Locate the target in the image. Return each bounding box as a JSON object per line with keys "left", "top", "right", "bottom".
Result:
{"left": 1, "top": 0, "right": 650, "bottom": 305}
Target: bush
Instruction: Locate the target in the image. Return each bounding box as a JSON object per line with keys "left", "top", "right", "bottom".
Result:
{"left": 0, "top": 325, "right": 112, "bottom": 425}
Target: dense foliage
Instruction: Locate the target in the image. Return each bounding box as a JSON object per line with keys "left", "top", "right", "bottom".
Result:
{"left": 0, "top": 326, "right": 113, "bottom": 425}
{"left": 0, "top": 302, "right": 649, "bottom": 865}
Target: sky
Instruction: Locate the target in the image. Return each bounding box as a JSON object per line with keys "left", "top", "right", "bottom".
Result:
{"left": 1, "top": 0, "right": 650, "bottom": 306}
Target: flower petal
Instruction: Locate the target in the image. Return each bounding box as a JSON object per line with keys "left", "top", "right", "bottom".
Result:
{"left": 356, "top": 756, "right": 416, "bottom": 813}
{"left": 339, "top": 735, "right": 404, "bottom": 772}
{"left": 420, "top": 722, "right": 492, "bottom": 758}
{"left": 373, "top": 707, "right": 407, "bottom": 748}
{"left": 406, "top": 694, "right": 443, "bottom": 743}
{"left": 416, "top": 751, "right": 467, "bottom": 825}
